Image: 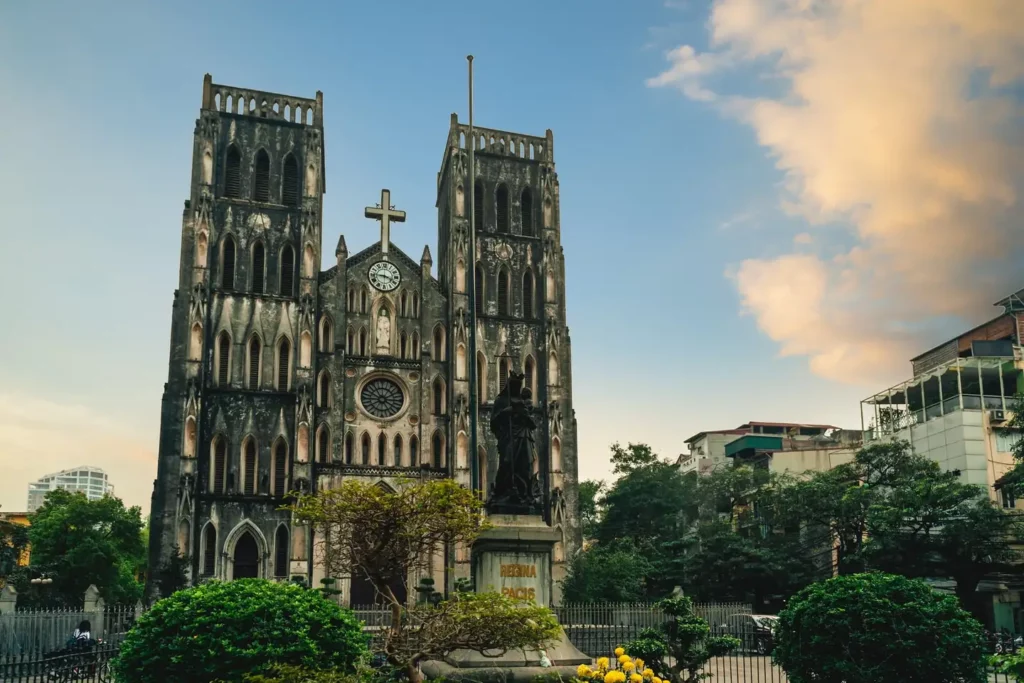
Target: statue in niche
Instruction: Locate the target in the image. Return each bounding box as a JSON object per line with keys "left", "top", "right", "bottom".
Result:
{"left": 487, "top": 371, "right": 542, "bottom": 514}
{"left": 375, "top": 308, "right": 391, "bottom": 354}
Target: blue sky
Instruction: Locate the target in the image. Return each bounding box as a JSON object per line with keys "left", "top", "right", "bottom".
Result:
{"left": 2, "top": 0, "right": 1020, "bottom": 512}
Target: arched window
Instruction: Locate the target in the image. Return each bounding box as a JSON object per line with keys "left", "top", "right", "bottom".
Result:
{"left": 524, "top": 355, "right": 536, "bottom": 403}
{"left": 211, "top": 436, "right": 228, "bottom": 493}
{"left": 303, "top": 244, "right": 315, "bottom": 278}
{"left": 552, "top": 437, "right": 562, "bottom": 472}
{"left": 359, "top": 328, "right": 368, "bottom": 356}
{"left": 196, "top": 231, "right": 208, "bottom": 268}
{"left": 360, "top": 287, "right": 368, "bottom": 313}
{"left": 410, "top": 435, "right": 419, "bottom": 466}
{"left": 433, "top": 325, "right": 446, "bottom": 361}
{"left": 412, "top": 293, "right": 420, "bottom": 317}
{"left": 455, "top": 259, "right": 466, "bottom": 293}
{"left": 499, "top": 357, "right": 510, "bottom": 394}
{"left": 477, "top": 351, "right": 488, "bottom": 404}
{"left": 319, "top": 317, "right": 333, "bottom": 352}
{"left": 280, "top": 245, "right": 295, "bottom": 296}
{"left": 221, "top": 236, "right": 236, "bottom": 289}
{"left": 432, "top": 432, "right": 444, "bottom": 469}
{"left": 277, "top": 338, "right": 291, "bottom": 391}
{"left": 318, "top": 370, "right": 331, "bottom": 407}
{"left": 400, "top": 332, "right": 408, "bottom": 359}
{"left": 432, "top": 377, "right": 445, "bottom": 415}
{"left": 282, "top": 154, "right": 300, "bottom": 207}
{"left": 347, "top": 328, "right": 355, "bottom": 354}
{"left": 456, "top": 344, "right": 467, "bottom": 380}
{"left": 474, "top": 181, "right": 484, "bottom": 231}
{"left": 549, "top": 352, "right": 559, "bottom": 385}
{"left": 300, "top": 331, "right": 312, "bottom": 368}
{"left": 297, "top": 424, "right": 309, "bottom": 463}
{"left": 347, "top": 287, "right": 356, "bottom": 312}
{"left": 242, "top": 438, "right": 257, "bottom": 495}
{"left": 202, "top": 524, "right": 217, "bottom": 576}
{"left": 344, "top": 431, "right": 354, "bottom": 464}
{"left": 252, "top": 242, "right": 265, "bottom": 294}
{"left": 217, "top": 331, "right": 231, "bottom": 386}
{"left": 400, "top": 291, "right": 408, "bottom": 317}
{"left": 478, "top": 447, "right": 488, "bottom": 497}
{"left": 456, "top": 432, "right": 469, "bottom": 470}
{"left": 456, "top": 184, "right": 465, "bottom": 216}
{"left": 253, "top": 150, "right": 270, "bottom": 202}
{"left": 248, "top": 336, "right": 261, "bottom": 389}
{"left": 411, "top": 332, "right": 419, "bottom": 359}
{"left": 475, "top": 264, "right": 485, "bottom": 317}
{"left": 224, "top": 146, "right": 241, "bottom": 198}
{"left": 394, "top": 434, "right": 404, "bottom": 467}
{"left": 184, "top": 416, "right": 197, "bottom": 458}
{"left": 274, "top": 526, "right": 289, "bottom": 578}
{"left": 496, "top": 185, "right": 509, "bottom": 233}
{"left": 497, "top": 268, "right": 510, "bottom": 316}
{"left": 523, "top": 271, "right": 535, "bottom": 319}
{"left": 189, "top": 323, "right": 203, "bottom": 361}
{"left": 521, "top": 188, "right": 534, "bottom": 236}
{"left": 361, "top": 432, "right": 371, "bottom": 465}
{"left": 378, "top": 433, "right": 387, "bottom": 466}
{"left": 273, "top": 439, "right": 288, "bottom": 497}
{"left": 317, "top": 425, "right": 330, "bottom": 463}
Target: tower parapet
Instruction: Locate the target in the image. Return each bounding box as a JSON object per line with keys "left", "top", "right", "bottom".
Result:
{"left": 201, "top": 73, "right": 323, "bottom": 128}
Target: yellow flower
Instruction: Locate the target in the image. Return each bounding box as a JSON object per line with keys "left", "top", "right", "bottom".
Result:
{"left": 653, "top": 678, "right": 662, "bottom": 683}
{"left": 643, "top": 669, "right": 654, "bottom": 679}
{"left": 622, "top": 662, "right": 636, "bottom": 672}
{"left": 629, "top": 674, "right": 643, "bottom": 683}
{"left": 596, "top": 657, "right": 610, "bottom": 670}
{"left": 578, "top": 665, "right": 593, "bottom": 678}
{"left": 614, "top": 647, "right": 626, "bottom": 657}
{"left": 605, "top": 671, "right": 626, "bottom": 683}
{"left": 618, "top": 655, "right": 631, "bottom": 665}
{"left": 634, "top": 659, "right": 645, "bottom": 670}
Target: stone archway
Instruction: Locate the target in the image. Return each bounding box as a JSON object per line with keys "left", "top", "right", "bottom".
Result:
{"left": 233, "top": 531, "right": 260, "bottom": 578}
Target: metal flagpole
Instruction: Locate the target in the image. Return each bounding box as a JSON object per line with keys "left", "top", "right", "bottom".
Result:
{"left": 467, "top": 55, "right": 481, "bottom": 497}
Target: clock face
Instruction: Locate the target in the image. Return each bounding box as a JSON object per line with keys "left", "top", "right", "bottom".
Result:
{"left": 368, "top": 261, "right": 401, "bottom": 292}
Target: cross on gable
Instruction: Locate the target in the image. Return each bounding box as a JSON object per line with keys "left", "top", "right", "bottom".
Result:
{"left": 364, "top": 189, "right": 406, "bottom": 259}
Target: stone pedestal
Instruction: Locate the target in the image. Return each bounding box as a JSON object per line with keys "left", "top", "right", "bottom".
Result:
{"left": 422, "top": 515, "right": 590, "bottom": 680}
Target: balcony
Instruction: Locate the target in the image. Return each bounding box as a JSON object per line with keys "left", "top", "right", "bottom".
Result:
{"left": 862, "top": 354, "right": 1022, "bottom": 441}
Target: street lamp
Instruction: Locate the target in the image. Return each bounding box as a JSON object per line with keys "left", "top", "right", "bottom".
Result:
{"left": 30, "top": 577, "right": 53, "bottom": 585}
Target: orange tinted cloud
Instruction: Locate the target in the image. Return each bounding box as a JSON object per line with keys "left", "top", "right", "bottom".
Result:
{"left": 650, "top": 0, "right": 1024, "bottom": 384}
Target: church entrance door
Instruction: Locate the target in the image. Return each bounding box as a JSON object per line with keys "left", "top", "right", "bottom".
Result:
{"left": 233, "top": 531, "right": 260, "bottom": 578}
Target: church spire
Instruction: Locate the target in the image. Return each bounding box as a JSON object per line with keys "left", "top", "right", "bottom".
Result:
{"left": 420, "top": 245, "right": 432, "bottom": 266}
{"left": 335, "top": 234, "right": 347, "bottom": 257}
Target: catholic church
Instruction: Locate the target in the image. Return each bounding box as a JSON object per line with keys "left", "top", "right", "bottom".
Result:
{"left": 147, "top": 74, "right": 580, "bottom": 605}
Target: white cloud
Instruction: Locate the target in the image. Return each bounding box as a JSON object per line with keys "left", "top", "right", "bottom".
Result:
{"left": 0, "top": 393, "right": 156, "bottom": 514}
{"left": 650, "top": 0, "right": 1024, "bottom": 384}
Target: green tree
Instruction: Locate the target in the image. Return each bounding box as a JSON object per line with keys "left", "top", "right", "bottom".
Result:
{"left": 773, "top": 573, "right": 987, "bottom": 683}
{"left": 112, "top": 579, "right": 367, "bottom": 683}
{"left": 693, "top": 464, "right": 771, "bottom": 524}
{"left": 292, "top": 479, "right": 560, "bottom": 683}
{"left": 560, "top": 541, "right": 652, "bottom": 603}
{"left": 578, "top": 479, "right": 604, "bottom": 541}
{"left": 150, "top": 545, "right": 189, "bottom": 598}
{"left": 22, "top": 489, "right": 145, "bottom": 606}
{"left": 0, "top": 507, "right": 29, "bottom": 587}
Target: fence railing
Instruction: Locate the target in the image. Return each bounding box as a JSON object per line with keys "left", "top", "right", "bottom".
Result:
{"left": 0, "top": 605, "right": 142, "bottom": 656}
{"left": 0, "top": 640, "right": 119, "bottom": 683}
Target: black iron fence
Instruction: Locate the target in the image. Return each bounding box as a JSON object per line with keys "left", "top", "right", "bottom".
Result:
{"left": 0, "top": 640, "right": 119, "bottom": 683}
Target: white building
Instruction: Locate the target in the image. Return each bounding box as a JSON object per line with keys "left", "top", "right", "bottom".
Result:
{"left": 27, "top": 466, "right": 114, "bottom": 512}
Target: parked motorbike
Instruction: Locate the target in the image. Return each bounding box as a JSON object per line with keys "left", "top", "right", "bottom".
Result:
{"left": 43, "top": 637, "right": 103, "bottom": 681}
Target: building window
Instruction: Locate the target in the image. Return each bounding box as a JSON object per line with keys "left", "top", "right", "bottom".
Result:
{"left": 394, "top": 434, "right": 404, "bottom": 467}
{"left": 274, "top": 526, "right": 289, "bottom": 578}
{"left": 360, "top": 287, "right": 369, "bottom": 314}
{"left": 317, "top": 426, "right": 330, "bottom": 463}
{"left": 253, "top": 149, "right": 270, "bottom": 202}
{"left": 433, "top": 325, "right": 446, "bottom": 361}
{"left": 361, "top": 432, "right": 371, "bottom": 465}
{"left": 282, "top": 154, "right": 299, "bottom": 207}
{"left": 203, "top": 524, "right": 217, "bottom": 576}
{"left": 273, "top": 440, "right": 287, "bottom": 497}
{"left": 359, "top": 328, "right": 368, "bottom": 356}
{"left": 477, "top": 352, "right": 488, "bottom": 404}
{"left": 248, "top": 336, "right": 261, "bottom": 389}
{"left": 212, "top": 437, "right": 227, "bottom": 494}
{"left": 410, "top": 435, "right": 419, "bottom": 466}
{"left": 497, "top": 268, "right": 510, "bottom": 316}
{"left": 318, "top": 371, "right": 331, "bottom": 407}
{"left": 433, "top": 377, "right": 445, "bottom": 415}
{"left": 432, "top": 432, "right": 444, "bottom": 469}
{"left": 242, "top": 439, "right": 257, "bottom": 495}
{"left": 224, "top": 146, "right": 241, "bottom": 198}
{"left": 347, "top": 287, "right": 356, "bottom": 312}
{"left": 1003, "top": 488, "right": 1017, "bottom": 509}
{"left": 521, "top": 188, "right": 534, "bottom": 236}
{"left": 523, "top": 271, "right": 535, "bottom": 319}
{"left": 474, "top": 181, "right": 484, "bottom": 231}
{"left": 221, "top": 236, "right": 236, "bottom": 290}
{"left": 252, "top": 242, "right": 265, "bottom": 294}
{"left": 499, "top": 357, "right": 510, "bottom": 394}
{"left": 524, "top": 355, "right": 536, "bottom": 402}
{"left": 475, "top": 264, "right": 485, "bottom": 317}
{"left": 378, "top": 433, "right": 387, "bottom": 466}
{"left": 996, "top": 430, "right": 1020, "bottom": 453}
{"left": 277, "top": 338, "right": 291, "bottom": 391}
{"left": 344, "top": 432, "right": 354, "bottom": 464}
{"left": 496, "top": 184, "right": 509, "bottom": 234}
{"left": 412, "top": 293, "right": 420, "bottom": 317}
{"left": 400, "top": 291, "right": 408, "bottom": 317}
{"left": 217, "top": 331, "right": 231, "bottom": 386}
{"left": 280, "top": 245, "right": 295, "bottom": 297}
{"left": 319, "top": 318, "right": 333, "bottom": 352}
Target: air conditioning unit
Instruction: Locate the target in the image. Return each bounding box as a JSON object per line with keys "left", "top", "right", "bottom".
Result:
{"left": 990, "top": 410, "right": 1007, "bottom": 423}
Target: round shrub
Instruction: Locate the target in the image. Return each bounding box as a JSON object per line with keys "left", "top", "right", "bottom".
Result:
{"left": 112, "top": 579, "right": 368, "bottom": 683}
{"left": 773, "top": 572, "right": 987, "bottom": 683}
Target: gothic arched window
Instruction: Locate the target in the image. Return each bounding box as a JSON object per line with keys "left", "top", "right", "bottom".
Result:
{"left": 274, "top": 526, "right": 289, "bottom": 578}
{"left": 280, "top": 245, "right": 295, "bottom": 297}
{"left": 221, "top": 236, "right": 236, "bottom": 290}
{"left": 521, "top": 188, "right": 534, "bottom": 236}
{"left": 378, "top": 433, "right": 387, "bottom": 466}
{"left": 251, "top": 242, "right": 265, "bottom": 294}
{"left": 211, "top": 436, "right": 228, "bottom": 494}
{"left": 317, "top": 425, "right": 330, "bottom": 463}
{"left": 400, "top": 332, "right": 408, "bottom": 359}
{"left": 410, "top": 435, "right": 419, "bottom": 466}
{"left": 524, "top": 355, "right": 536, "bottom": 403}
{"left": 433, "top": 377, "right": 445, "bottom": 415}
{"left": 344, "top": 431, "right": 354, "bottom": 464}
{"left": 411, "top": 332, "right": 419, "bottom": 359}
{"left": 474, "top": 181, "right": 484, "bottom": 231}
{"left": 224, "top": 146, "right": 241, "bottom": 198}
{"left": 319, "top": 317, "right": 332, "bottom": 352}
{"left": 277, "top": 337, "right": 291, "bottom": 391}
{"left": 496, "top": 184, "right": 509, "bottom": 234}
{"left": 394, "top": 434, "right": 404, "bottom": 467}
{"left": 475, "top": 264, "right": 485, "bottom": 317}
{"left": 242, "top": 438, "right": 256, "bottom": 495}
{"left": 203, "top": 524, "right": 217, "bottom": 575}
{"left": 433, "top": 325, "right": 446, "bottom": 361}
{"left": 432, "top": 432, "right": 444, "bottom": 469}
{"left": 523, "top": 270, "right": 535, "bottom": 319}
{"left": 499, "top": 357, "right": 510, "bottom": 394}
{"left": 273, "top": 439, "right": 288, "bottom": 497}
{"left": 359, "top": 328, "right": 368, "bottom": 355}
{"left": 361, "top": 432, "right": 371, "bottom": 465}
{"left": 360, "top": 287, "right": 369, "bottom": 313}
{"left": 318, "top": 370, "right": 331, "bottom": 407}
{"left": 497, "top": 268, "right": 510, "bottom": 316}
{"left": 248, "top": 336, "right": 261, "bottom": 389}
{"left": 253, "top": 149, "right": 270, "bottom": 202}
{"left": 217, "top": 331, "right": 231, "bottom": 386}
{"left": 282, "top": 153, "right": 299, "bottom": 207}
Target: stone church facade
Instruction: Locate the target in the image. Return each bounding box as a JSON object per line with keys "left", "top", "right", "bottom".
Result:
{"left": 148, "top": 75, "right": 580, "bottom": 605}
